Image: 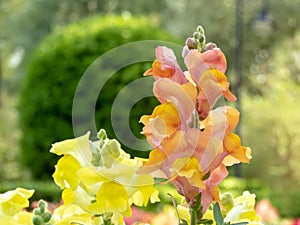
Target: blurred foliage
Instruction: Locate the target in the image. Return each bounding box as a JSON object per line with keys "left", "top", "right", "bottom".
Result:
{"left": 242, "top": 30, "right": 300, "bottom": 190}
{"left": 271, "top": 189, "right": 300, "bottom": 218}
{"left": 19, "top": 15, "right": 178, "bottom": 179}
{"left": 0, "top": 92, "right": 30, "bottom": 180}
{"left": 242, "top": 31, "right": 300, "bottom": 217}
{"left": 219, "top": 177, "right": 269, "bottom": 201}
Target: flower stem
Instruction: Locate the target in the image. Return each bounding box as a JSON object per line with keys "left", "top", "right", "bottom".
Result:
{"left": 190, "top": 208, "right": 197, "bottom": 225}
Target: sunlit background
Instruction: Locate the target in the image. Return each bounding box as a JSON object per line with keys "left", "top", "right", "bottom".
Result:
{"left": 1, "top": 0, "right": 300, "bottom": 223}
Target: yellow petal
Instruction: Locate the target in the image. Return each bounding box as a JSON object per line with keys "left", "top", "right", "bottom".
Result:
{"left": 88, "top": 182, "right": 129, "bottom": 215}
{"left": 50, "top": 132, "right": 91, "bottom": 165}
{"left": 14, "top": 211, "right": 34, "bottom": 225}
{"left": 77, "top": 167, "right": 108, "bottom": 185}
{"left": 171, "top": 157, "right": 205, "bottom": 189}
{"left": 0, "top": 215, "right": 17, "bottom": 225}
{"left": 53, "top": 204, "right": 92, "bottom": 225}
{"left": 0, "top": 188, "right": 34, "bottom": 216}
{"left": 52, "top": 155, "right": 81, "bottom": 190}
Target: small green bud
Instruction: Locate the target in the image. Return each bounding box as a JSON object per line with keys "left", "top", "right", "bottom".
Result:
{"left": 198, "top": 34, "right": 205, "bottom": 44}
{"left": 193, "top": 39, "right": 200, "bottom": 48}
{"left": 33, "top": 208, "right": 41, "bottom": 216}
{"left": 97, "top": 129, "right": 107, "bottom": 140}
{"left": 105, "top": 140, "right": 121, "bottom": 158}
{"left": 41, "top": 211, "right": 52, "bottom": 223}
{"left": 32, "top": 215, "right": 44, "bottom": 225}
{"left": 38, "top": 200, "right": 46, "bottom": 213}
{"left": 197, "top": 25, "right": 205, "bottom": 34}
{"left": 193, "top": 31, "right": 200, "bottom": 40}
{"left": 221, "top": 192, "right": 234, "bottom": 212}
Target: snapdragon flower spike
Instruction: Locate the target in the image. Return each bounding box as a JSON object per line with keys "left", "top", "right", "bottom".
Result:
{"left": 140, "top": 25, "right": 251, "bottom": 217}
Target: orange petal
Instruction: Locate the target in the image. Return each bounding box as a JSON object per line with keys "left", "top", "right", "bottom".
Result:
{"left": 223, "top": 133, "right": 252, "bottom": 164}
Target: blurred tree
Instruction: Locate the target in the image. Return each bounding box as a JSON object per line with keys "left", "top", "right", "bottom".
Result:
{"left": 0, "top": 0, "right": 167, "bottom": 87}
{"left": 242, "top": 30, "right": 300, "bottom": 216}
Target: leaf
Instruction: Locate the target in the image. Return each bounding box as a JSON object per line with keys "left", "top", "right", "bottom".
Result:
{"left": 179, "top": 219, "right": 189, "bottom": 225}
{"left": 231, "top": 222, "right": 249, "bottom": 225}
{"left": 213, "top": 202, "right": 224, "bottom": 225}
{"left": 190, "top": 192, "right": 202, "bottom": 211}
{"left": 198, "top": 218, "right": 214, "bottom": 224}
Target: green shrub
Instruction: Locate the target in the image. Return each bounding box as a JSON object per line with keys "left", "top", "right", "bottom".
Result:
{"left": 19, "top": 15, "right": 180, "bottom": 179}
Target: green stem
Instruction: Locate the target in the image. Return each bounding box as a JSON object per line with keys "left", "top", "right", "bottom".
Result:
{"left": 190, "top": 208, "right": 197, "bottom": 225}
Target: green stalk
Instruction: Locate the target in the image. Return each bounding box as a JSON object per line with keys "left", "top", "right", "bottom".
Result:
{"left": 190, "top": 208, "right": 197, "bottom": 225}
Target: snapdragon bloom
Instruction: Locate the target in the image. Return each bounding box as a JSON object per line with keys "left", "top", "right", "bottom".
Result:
{"left": 140, "top": 41, "right": 251, "bottom": 215}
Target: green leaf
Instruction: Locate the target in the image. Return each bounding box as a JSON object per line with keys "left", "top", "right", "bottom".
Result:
{"left": 213, "top": 202, "right": 224, "bottom": 225}
{"left": 231, "top": 222, "right": 249, "bottom": 225}
{"left": 179, "top": 219, "right": 189, "bottom": 225}
{"left": 198, "top": 218, "right": 214, "bottom": 224}
{"left": 190, "top": 192, "right": 202, "bottom": 211}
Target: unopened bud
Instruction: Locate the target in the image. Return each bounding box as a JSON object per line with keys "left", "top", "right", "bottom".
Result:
{"left": 185, "top": 37, "right": 197, "bottom": 49}
{"left": 97, "top": 129, "right": 107, "bottom": 140}
{"left": 38, "top": 200, "right": 46, "bottom": 213}
{"left": 221, "top": 192, "right": 234, "bottom": 212}
{"left": 193, "top": 31, "right": 200, "bottom": 40}
{"left": 198, "top": 34, "right": 205, "bottom": 44}
{"left": 197, "top": 25, "right": 205, "bottom": 34}
{"left": 32, "top": 215, "right": 44, "bottom": 225}
{"left": 203, "top": 42, "right": 217, "bottom": 51}
{"left": 33, "top": 208, "right": 41, "bottom": 216}
{"left": 42, "top": 211, "right": 52, "bottom": 223}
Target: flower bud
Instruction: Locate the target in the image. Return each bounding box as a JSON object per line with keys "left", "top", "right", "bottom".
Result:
{"left": 42, "top": 211, "right": 52, "bottom": 223}
{"left": 193, "top": 31, "right": 200, "bottom": 40}
{"left": 33, "top": 208, "right": 41, "bottom": 216}
{"left": 221, "top": 192, "right": 234, "bottom": 212}
{"left": 185, "top": 37, "right": 197, "bottom": 49}
{"left": 97, "top": 129, "right": 107, "bottom": 140}
{"left": 197, "top": 25, "right": 205, "bottom": 34}
{"left": 203, "top": 42, "right": 217, "bottom": 51}
{"left": 32, "top": 215, "right": 44, "bottom": 225}
{"left": 198, "top": 34, "right": 205, "bottom": 44}
{"left": 38, "top": 200, "right": 46, "bottom": 213}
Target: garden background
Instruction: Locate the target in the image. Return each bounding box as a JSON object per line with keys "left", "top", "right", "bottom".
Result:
{"left": 0, "top": 0, "right": 300, "bottom": 222}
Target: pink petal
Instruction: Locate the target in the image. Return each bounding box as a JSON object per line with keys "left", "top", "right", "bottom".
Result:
{"left": 153, "top": 78, "right": 195, "bottom": 123}
{"left": 155, "top": 46, "right": 187, "bottom": 84}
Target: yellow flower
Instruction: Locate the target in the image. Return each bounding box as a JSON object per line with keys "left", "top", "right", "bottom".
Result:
{"left": 52, "top": 204, "right": 93, "bottom": 225}
{"left": 51, "top": 130, "right": 159, "bottom": 224}
{"left": 224, "top": 191, "right": 262, "bottom": 224}
{"left": 0, "top": 188, "right": 34, "bottom": 216}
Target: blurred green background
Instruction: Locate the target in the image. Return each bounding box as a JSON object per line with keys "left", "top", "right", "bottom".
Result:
{"left": 1, "top": 0, "right": 300, "bottom": 218}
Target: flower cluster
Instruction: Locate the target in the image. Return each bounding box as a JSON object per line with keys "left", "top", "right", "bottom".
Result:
{"left": 139, "top": 26, "right": 252, "bottom": 218}
{"left": 49, "top": 129, "right": 159, "bottom": 225}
